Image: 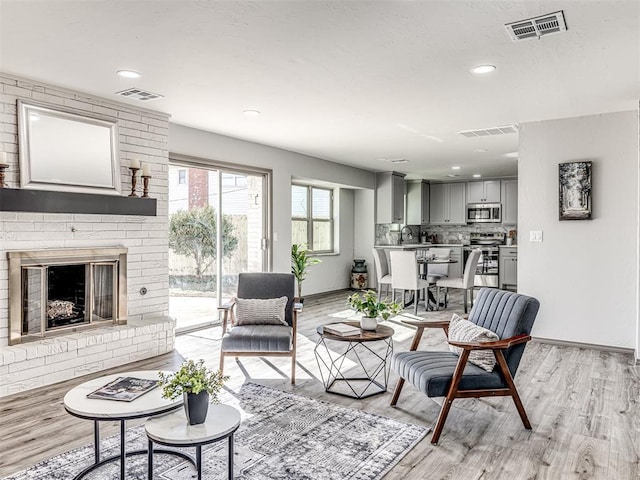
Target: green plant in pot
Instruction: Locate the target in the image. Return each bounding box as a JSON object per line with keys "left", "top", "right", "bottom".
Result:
{"left": 347, "top": 290, "right": 402, "bottom": 330}
{"left": 158, "top": 359, "right": 229, "bottom": 425}
{"left": 291, "top": 243, "right": 321, "bottom": 300}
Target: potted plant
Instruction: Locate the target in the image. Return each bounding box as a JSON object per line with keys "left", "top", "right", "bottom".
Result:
{"left": 347, "top": 289, "right": 402, "bottom": 330}
{"left": 291, "top": 243, "right": 321, "bottom": 300}
{"left": 158, "top": 359, "right": 229, "bottom": 425}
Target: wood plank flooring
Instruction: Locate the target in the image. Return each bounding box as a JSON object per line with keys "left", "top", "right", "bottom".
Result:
{"left": 1, "top": 289, "right": 639, "bottom": 479}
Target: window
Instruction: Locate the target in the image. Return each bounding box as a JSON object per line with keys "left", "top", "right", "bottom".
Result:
{"left": 291, "top": 185, "right": 334, "bottom": 252}
{"left": 178, "top": 169, "right": 186, "bottom": 184}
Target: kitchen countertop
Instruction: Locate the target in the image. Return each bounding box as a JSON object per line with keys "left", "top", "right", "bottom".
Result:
{"left": 499, "top": 245, "right": 518, "bottom": 248}
{"left": 375, "top": 243, "right": 466, "bottom": 248}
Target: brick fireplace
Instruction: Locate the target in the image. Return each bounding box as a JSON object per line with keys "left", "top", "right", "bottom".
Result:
{"left": 8, "top": 247, "right": 128, "bottom": 345}
{"left": 0, "top": 73, "right": 174, "bottom": 397}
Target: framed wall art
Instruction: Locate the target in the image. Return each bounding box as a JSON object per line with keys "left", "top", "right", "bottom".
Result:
{"left": 559, "top": 161, "right": 592, "bottom": 220}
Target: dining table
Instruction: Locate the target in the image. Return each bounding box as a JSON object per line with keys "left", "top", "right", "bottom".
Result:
{"left": 413, "top": 256, "right": 458, "bottom": 310}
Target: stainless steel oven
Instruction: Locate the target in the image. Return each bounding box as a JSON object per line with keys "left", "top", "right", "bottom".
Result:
{"left": 466, "top": 203, "right": 501, "bottom": 223}
{"left": 464, "top": 232, "right": 505, "bottom": 288}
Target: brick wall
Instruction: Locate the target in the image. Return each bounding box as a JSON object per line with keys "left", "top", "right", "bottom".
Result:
{"left": 0, "top": 73, "right": 173, "bottom": 394}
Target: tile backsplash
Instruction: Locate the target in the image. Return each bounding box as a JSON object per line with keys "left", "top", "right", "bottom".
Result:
{"left": 375, "top": 224, "right": 515, "bottom": 245}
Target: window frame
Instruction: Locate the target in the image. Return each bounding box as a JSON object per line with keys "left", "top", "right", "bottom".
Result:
{"left": 291, "top": 184, "right": 335, "bottom": 254}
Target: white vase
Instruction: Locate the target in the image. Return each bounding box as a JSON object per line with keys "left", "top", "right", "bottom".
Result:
{"left": 360, "top": 316, "right": 378, "bottom": 331}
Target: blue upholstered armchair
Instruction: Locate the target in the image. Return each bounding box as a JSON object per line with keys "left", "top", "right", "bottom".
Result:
{"left": 390, "top": 288, "right": 540, "bottom": 444}
{"left": 218, "top": 273, "right": 301, "bottom": 384}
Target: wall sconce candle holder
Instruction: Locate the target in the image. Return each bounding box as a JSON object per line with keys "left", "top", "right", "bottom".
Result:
{"left": 141, "top": 175, "right": 151, "bottom": 198}
{"left": 0, "top": 164, "right": 8, "bottom": 188}
{"left": 129, "top": 167, "right": 140, "bottom": 197}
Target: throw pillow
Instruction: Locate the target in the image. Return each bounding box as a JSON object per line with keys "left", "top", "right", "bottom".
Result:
{"left": 448, "top": 313, "right": 499, "bottom": 372}
{"left": 236, "top": 297, "right": 288, "bottom": 326}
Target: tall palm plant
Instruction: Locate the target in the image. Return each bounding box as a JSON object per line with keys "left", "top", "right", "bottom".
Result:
{"left": 291, "top": 243, "right": 321, "bottom": 299}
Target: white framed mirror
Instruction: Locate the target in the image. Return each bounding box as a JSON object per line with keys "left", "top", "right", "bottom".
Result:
{"left": 18, "top": 100, "right": 121, "bottom": 195}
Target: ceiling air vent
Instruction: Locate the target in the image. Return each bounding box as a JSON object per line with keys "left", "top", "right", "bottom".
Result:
{"left": 115, "top": 88, "right": 164, "bottom": 101}
{"left": 457, "top": 125, "right": 519, "bottom": 138}
{"left": 505, "top": 11, "right": 567, "bottom": 41}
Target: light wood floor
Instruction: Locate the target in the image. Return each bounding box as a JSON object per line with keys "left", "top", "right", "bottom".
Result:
{"left": 1, "top": 289, "right": 639, "bottom": 479}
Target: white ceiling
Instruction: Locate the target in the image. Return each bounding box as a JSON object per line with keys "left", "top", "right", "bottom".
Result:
{"left": 1, "top": 1, "right": 638, "bottom": 180}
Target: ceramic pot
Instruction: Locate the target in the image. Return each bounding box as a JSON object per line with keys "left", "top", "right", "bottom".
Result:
{"left": 184, "top": 391, "right": 209, "bottom": 425}
{"left": 360, "top": 316, "right": 378, "bottom": 331}
{"left": 351, "top": 259, "right": 367, "bottom": 273}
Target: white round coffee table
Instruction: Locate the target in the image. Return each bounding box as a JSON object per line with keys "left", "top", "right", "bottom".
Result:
{"left": 145, "top": 404, "right": 241, "bottom": 480}
{"left": 64, "top": 370, "right": 189, "bottom": 480}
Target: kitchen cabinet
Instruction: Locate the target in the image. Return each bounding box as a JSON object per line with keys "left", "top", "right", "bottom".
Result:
{"left": 467, "top": 180, "right": 501, "bottom": 203}
{"left": 502, "top": 179, "right": 518, "bottom": 225}
{"left": 499, "top": 247, "right": 517, "bottom": 290}
{"left": 406, "top": 180, "right": 429, "bottom": 225}
{"left": 429, "top": 182, "right": 466, "bottom": 225}
{"left": 376, "top": 171, "right": 406, "bottom": 224}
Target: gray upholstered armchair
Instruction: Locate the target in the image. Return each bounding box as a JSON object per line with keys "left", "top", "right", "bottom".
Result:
{"left": 219, "top": 273, "right": 301, "bottom": 384}
{"left": 390, "top": 288, "right": 540, "bottom": 444}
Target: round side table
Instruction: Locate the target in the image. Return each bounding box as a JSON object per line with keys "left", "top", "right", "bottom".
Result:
{"left": 314, "top": 322, "right": 394, "bottom": 399}
{"left": 145, "top": 404, "right": 241, "bottom": 480}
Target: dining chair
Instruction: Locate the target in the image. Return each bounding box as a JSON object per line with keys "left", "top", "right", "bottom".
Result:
{"left": 436, "top": 249, "right": 482, "bottom": 313}
{"left": 390, "top": 288, "right": 540, "bottom": 444}
{"left": 425, "top": 247, "right": 451, "bottom": 284}
{"left": 389, "top": 250, "right": 430, "bottom": 315}
{"left": 372, "top": 248, "right": 393, "bottom": 301}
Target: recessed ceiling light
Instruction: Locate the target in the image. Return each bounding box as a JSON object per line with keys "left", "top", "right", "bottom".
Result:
{"left": 243, "top": 109, "right": 261, "bottom": 117}
{"left": 116, "top": 70, "right": 141, "bottom": 79}
{"left": 474, "top": 148, "right": 488, "bottom": 153}
{"left": 446, "top": 174, "right": 459, "bottom": 178}
{"left": 470, "top": 65, "right": 496, "bottom": 74}
{"left": 473, "top": 174, "right": 482, "bottom": 178}
{"left": 451, "top": 166, "right": 461, "bottom": 170}
{"left": 504, "top": 152, "right": 519, "bottom": 158}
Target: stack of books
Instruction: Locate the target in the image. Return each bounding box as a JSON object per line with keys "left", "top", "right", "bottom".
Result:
{"left": 323, "top": 323, "right": 361, "bottom": 336}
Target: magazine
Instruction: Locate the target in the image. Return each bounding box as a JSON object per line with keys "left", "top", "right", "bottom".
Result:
{"left": 323, "top": 323, "right": 361, "bottom": 336}
{"left": 87, "top": 376, "right": 159, "bottom": 402}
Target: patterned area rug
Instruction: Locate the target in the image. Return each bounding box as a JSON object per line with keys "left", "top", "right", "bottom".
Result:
{"left": 4, "top": 383, "right": 429, "bottom": 480}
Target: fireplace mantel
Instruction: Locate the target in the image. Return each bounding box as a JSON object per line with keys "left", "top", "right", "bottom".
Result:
{"left": 0, "top": 188, "right": 156, "bottom": 216}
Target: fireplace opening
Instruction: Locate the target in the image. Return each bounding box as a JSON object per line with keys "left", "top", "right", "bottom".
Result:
{"left": 9, "top": 248, "right": 128, "bottom": 345}
{"left": 46, "top": 265, "right": 87, "bottom": 329}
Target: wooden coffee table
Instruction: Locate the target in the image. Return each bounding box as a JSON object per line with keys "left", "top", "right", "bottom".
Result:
{"left": 314, "top": 321, "right": 394, "bottom": 399}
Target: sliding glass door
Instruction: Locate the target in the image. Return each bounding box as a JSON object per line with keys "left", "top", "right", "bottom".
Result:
{"left": 168, "top": 163, "right": 268, "bottom": 332}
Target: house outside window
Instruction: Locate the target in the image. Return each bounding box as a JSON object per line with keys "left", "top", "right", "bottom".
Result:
{"left": 291, "top": 184, "right": 334, "bottom": 253}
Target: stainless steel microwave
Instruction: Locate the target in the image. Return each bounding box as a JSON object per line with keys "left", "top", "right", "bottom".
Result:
{"left": 466, "top": 203, "right": 502, "bottom": 223}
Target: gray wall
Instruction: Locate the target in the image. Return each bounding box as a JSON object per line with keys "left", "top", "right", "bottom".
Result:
{"left": 169, "top": 123, "right": 375, "bottom": 295}
{"left": 518, "top": 110, "right": 639, "bottom": 352}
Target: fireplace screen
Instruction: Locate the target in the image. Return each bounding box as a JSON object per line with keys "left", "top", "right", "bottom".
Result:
{"left": 21, "top": 262, "right": 117, "bottom": 335}
{"left": 8, "top": 247, "right": 127, "bottom": 345}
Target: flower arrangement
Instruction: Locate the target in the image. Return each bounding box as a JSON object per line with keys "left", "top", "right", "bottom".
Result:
{"left": 508, "top": 229, "right": 517, "bottom": 239}
{"left": 347, "top": 290, "right": 402, "bottom": 320}
{"left": 158, "top": 359, "right": 229, "bottom": 403}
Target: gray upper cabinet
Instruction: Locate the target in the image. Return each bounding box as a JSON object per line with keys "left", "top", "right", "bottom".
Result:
{"left": 502, "top": 179, "right": 518, "bottom": 225}
{"left": 467, "top": 180, "right": 501, "bottom": 203}
{"left": 406, "top": 180, "right": 430, "bottom": 225}
{"left": 429, "top": 182, "right": 466, "bottom": 225}
{"left": 376, "top": 171, "right": 406, "bottom": 224}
